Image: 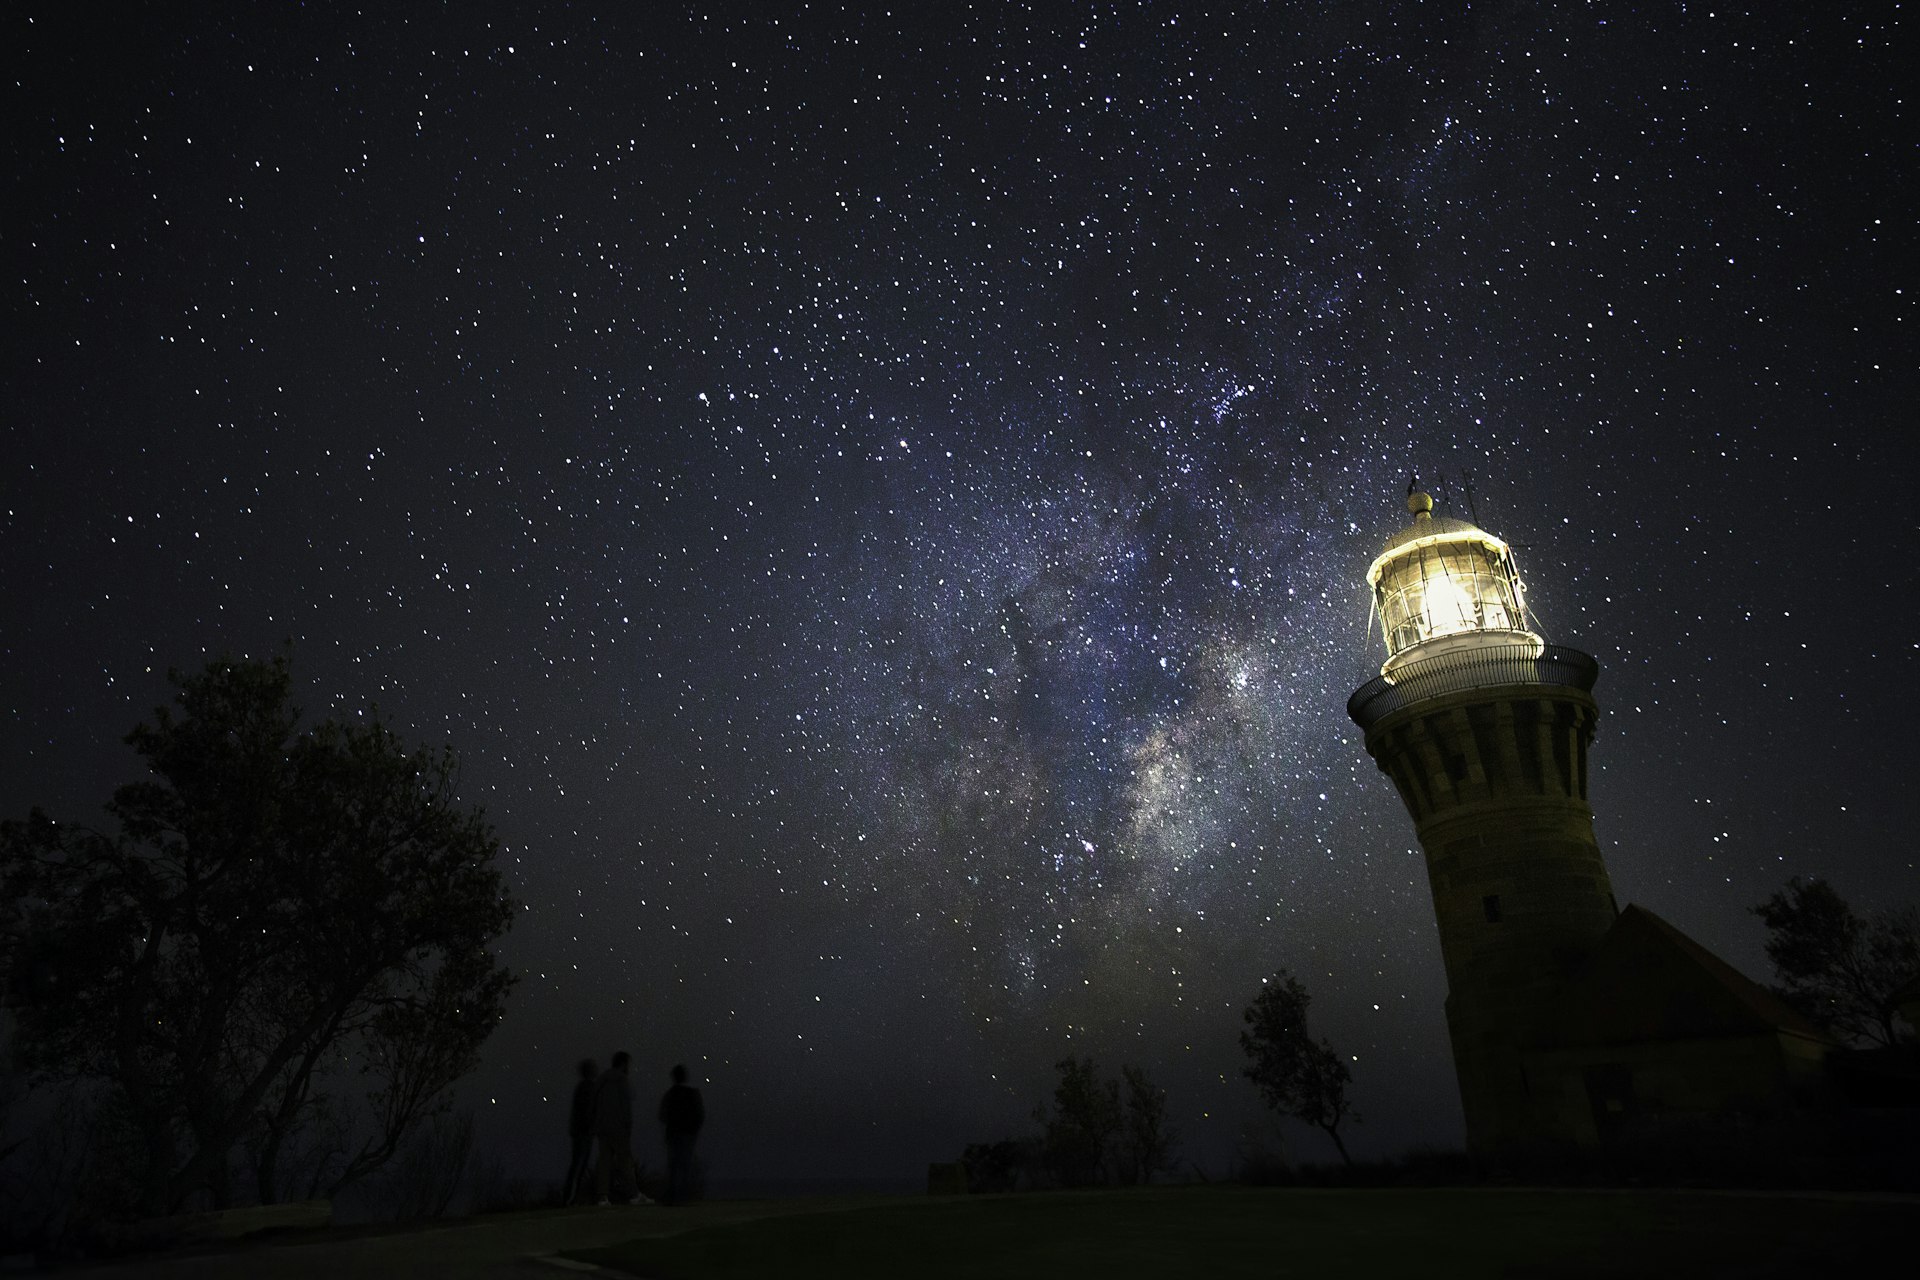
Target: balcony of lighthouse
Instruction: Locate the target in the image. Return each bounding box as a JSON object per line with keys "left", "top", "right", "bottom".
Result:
{"left": 1346, "top": 643, "right": 1599, "bottom": 734}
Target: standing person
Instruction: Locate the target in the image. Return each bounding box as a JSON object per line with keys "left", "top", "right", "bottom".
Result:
{"left": 592, "top": 1051, "right": 640, "bottom": 1204}
{"left": 561, "top": 1058, "right": 598, "bottom": 1205}
{"left": 658, "top": 1063, "right": 705, "bottom": 1205}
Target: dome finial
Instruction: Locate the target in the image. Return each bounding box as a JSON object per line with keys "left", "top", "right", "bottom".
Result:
{"left": 1407, "top": 489, "right": 1435, "bottom": 519}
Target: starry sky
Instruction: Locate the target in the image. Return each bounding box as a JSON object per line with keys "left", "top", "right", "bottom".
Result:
{"left": 4, "top": 3, "right": 1913, "bottom": 1185}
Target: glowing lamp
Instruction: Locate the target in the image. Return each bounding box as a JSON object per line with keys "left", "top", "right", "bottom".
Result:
{"left": 1366, "top": 491, "right": 1541, "bottom": 675}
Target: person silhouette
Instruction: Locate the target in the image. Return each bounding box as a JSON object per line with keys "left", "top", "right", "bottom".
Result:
{"left": 658, "top": 1063, "right": 705, "bottom": 1205}
{"left": 562, "top": 1058, "right": 598, "bottom": 1205}
{"left": 592, "top": 1051, "right": 641, "bottom": 1204}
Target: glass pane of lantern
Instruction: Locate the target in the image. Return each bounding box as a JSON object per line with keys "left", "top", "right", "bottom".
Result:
{"left": 1423, "top": 547, "right": 1478, "bottom": 635}
{"left": 1374, "top": 535, "right": 1531, "bottom": 660}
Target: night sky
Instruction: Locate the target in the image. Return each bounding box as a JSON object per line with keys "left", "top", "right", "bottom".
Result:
{"left": 5, "top": 3, "right": 1912, "bottom": 1185}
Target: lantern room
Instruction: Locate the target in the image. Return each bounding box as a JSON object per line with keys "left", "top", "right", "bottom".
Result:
{"left": 1366, "top": 491, "right": 1542, "bottom": 675}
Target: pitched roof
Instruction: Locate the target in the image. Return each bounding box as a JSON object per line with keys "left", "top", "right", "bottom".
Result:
{"left": 1545, "top": 904, "right": 1834, "bottom": 1049}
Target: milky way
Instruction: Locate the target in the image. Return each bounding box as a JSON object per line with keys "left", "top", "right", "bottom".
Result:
{"left": 5, "top": 4, "right": 1911, "bottom": 1181}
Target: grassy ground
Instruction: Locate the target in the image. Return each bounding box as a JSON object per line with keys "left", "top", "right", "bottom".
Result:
{"left": 566, "top": 1185, "right": 1908, "bottom": 1279}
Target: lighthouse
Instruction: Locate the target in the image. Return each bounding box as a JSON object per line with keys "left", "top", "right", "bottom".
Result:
{"left": 1348, "top": 489, "right": 1619, "bottom": 1152}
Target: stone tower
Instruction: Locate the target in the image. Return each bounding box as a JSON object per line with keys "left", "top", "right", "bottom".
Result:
{"left": 1347, "top": 490, "right": 1619, "bottom": 1153}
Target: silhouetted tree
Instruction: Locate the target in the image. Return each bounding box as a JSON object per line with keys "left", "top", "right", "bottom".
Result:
{"left": 374, "top": 1108, "right": 475, "bottom": 1221}
{"left": 1034, "top": 1056, "right": 1121, "bottom": 1187}
{"left": 1753, "top": 877, "right": 1919, "bottom": 1047}
{"left": 0, "top": 655, "right": 516, "bottom": 1216}
{"left": 1119, "top": 1064, "right": 1178, "bottom": 1185}
{"left": 1240, "top": 970, "right": 1356, "bottom": 1164}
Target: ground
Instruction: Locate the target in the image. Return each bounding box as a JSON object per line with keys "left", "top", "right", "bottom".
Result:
{"left": 69, "top": 1186, "right": 1912, "bottom": 1278}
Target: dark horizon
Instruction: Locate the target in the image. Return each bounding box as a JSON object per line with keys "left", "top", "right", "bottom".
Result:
{"left": 4, "top": 3, "right": 1912, "bottom": 1189}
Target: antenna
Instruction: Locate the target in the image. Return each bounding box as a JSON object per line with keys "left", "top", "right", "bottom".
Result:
{"left": 1462, "top": 470, "right": 1481, "bottom": 527}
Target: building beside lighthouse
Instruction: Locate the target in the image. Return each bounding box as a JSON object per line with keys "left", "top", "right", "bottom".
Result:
{"left": 1349, "top": 490, "right": 1833, "bottom": 1157}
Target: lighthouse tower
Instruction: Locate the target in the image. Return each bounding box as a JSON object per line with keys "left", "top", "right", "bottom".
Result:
{"left": 1348, "top": 490, "right": 1619, "bottom": 1153}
